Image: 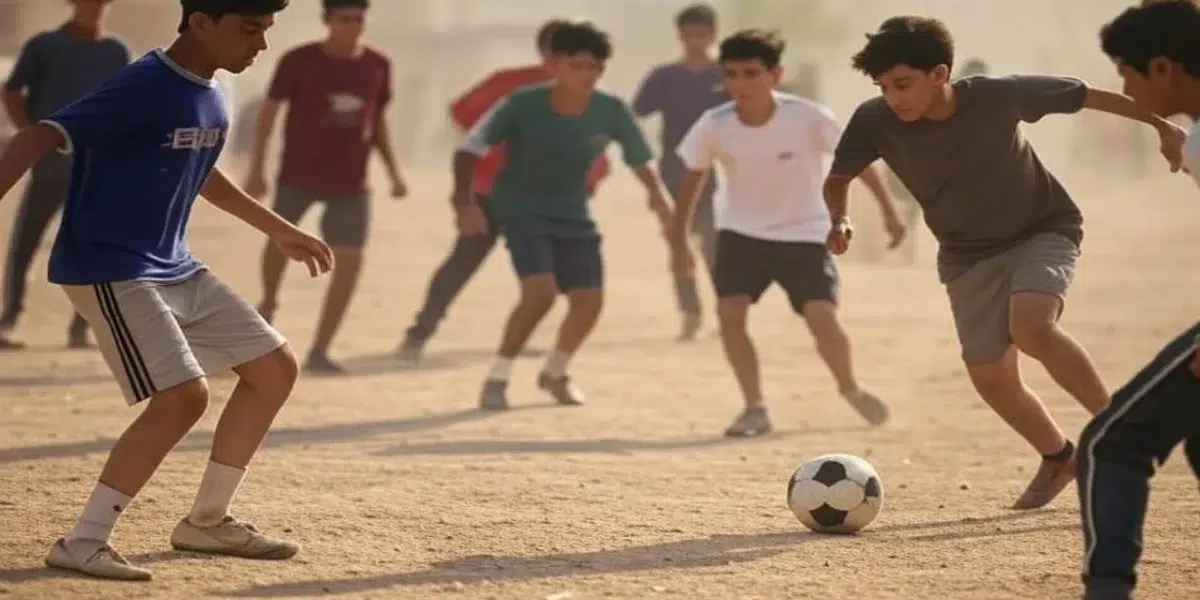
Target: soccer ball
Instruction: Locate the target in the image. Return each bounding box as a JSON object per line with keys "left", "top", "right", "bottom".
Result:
{"left": 787, "top": 453, "right": 883, "bottom": 534}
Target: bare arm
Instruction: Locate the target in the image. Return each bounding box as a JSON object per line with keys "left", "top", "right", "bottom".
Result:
{"left": 1083, "top": 88, "right": 1175, "bottom": 130}
{"left": 450, "top": 150, "right": 479, "bottom": 207}
{"left": 669, "top": 169, "right": 707, "bottom": 242}
{"left": 823, "top": 172, "right": 855, "bottom": 222}
{"left": 0, "top": 124, "right": 60, "bottom": 203}
{"left": 247, "top": 99, "right": 283, "bottom": 176}
{"left": 2, "top": 91, "right": 31, "bottom": 129}
{"left": 200, "top": 166, "right": 295, "bottom": 236}
{"left": 373, "top": 117, "right": 404, "bottom": 185}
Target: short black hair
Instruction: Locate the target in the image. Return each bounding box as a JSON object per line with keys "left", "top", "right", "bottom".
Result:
{"left": 718, "top": 29, "right": 785, "bottom": 70}
{"left": 547, "top": 21, "right": 612, "bottom": 61}
{"left": 676, "top": 3, "right": 717, "bottom": 30}
{"left": 851, "top": 16, "right": 955, "bottom": 78}
{"left": 179, "top": 0, "right": 289, "bottom": 33}
{"left": 1100, "top": 0, "right": 1200, "bottom": 78}
{"left": 536, "top": 19, "right": 570, "bottom": 53}
{"left": 323, "top": 0, "right": 367, "bottom": 10}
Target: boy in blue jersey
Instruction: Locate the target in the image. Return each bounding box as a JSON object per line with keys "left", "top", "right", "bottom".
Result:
{"left": 455, "top": 21, "right": 678, "bottom": 410}
{"left": 0, "top": 0, "right": 333, "bottom": 581}
{"left": 1080, "top": 3, "right": 1200, "bottom": 598}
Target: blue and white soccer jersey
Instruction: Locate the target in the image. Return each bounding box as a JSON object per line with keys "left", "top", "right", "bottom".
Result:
{"left": 42, "top": 50, "right": 283, "bottom": 404}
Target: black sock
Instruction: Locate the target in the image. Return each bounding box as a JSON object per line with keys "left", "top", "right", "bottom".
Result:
{"left": 1042, "top": 440, "right": 1074, "bottom": 461}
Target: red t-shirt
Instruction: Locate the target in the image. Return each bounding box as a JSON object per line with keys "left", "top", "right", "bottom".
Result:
{"left": 450, "top": 64, "right": 609, "bottom": 196}
{"left": 268, "top": 43, "right": 391, "bottom": 196}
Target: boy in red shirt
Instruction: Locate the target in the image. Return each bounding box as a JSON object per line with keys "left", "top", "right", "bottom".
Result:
{"left": 245, "top": 0, "right": 406, "bottom": 373}
{"left": 398, "top": 20, "right": 609, "bottom": 361}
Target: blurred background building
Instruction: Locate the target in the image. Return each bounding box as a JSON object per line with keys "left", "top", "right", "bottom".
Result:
{"left": 0, "top": 0, "right": 1153, "bottom": 172}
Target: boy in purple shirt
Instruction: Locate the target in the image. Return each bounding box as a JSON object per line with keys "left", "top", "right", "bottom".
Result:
{"left": 632, "top": 3, "right": 728, "bottom": 341}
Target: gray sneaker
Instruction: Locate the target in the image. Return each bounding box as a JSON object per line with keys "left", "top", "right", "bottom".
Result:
{"left": 724, "top": 406, "right": 772, "bottom": 437}
{"left": 479, "top": 379, "right": 509, "bottom": 410}
{"left": 45, "top": 537, "right": 152, "bottom": 581}
{"left": 843, "top": 389, "right": 890, "bottom": 426}
{"left": 678, "top": 313, "right": 702, "bottom": 342}
{"left": 170, "top": 516, "right": 299, "bottom": 560}
{"left": 537, "top": 373, "right": 585, "bottom": 406}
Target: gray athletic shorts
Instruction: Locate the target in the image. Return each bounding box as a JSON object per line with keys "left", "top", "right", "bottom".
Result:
{"left": 273, "top": 185, "right": 370, "bottom": 248}
{"left": 945, "top": 232, "right": 1080, "bottom": 365}
{"left": 61, "top": 269, "right": 286, "bottom": 405}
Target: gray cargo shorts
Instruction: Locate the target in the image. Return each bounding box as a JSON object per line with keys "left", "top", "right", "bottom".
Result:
{"left": 945, "top": 233, "right": 1080, "bottom": 365}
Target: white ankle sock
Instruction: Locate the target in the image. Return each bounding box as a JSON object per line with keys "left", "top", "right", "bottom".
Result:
{"left": 487, "top": 357, "right": 515, "bottom": 382}
{"left": 542, "top": 350, "right": 572, "bottom": 378}
{"left": 188, "top": 461, "right": 246, "bottom": 527}
{"left": 66, "top": 483, "right": 132, "bottom": 543}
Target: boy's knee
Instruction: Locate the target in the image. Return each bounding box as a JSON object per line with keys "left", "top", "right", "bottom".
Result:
{"left": 236, "top": 345, "right": 300, "bottom": 402}
{"left": 565, "top": 288, "right": 603, "bottom": 312}
{"left": 519, "top": 275, "right": 558, "bottom": 312}
{"left": 717, "top": 297, "right": 749, "bottom": 329}
{"left": 1010, "top": 317, "right": 1059, "bottom": 356}
{"left": 147, "top": 377, "right": 211, "bottom": 427}
{"left": 966, "top": 356, "right": 1020, "bottom": 395}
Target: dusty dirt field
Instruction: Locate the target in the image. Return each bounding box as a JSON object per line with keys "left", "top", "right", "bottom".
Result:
{"left": 0, "top": 164, "right": 1197, "bottom": 600}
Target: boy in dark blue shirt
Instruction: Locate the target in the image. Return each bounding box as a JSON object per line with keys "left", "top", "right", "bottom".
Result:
{"left": 0, "top": 0, "right": 333, "bottom": 581}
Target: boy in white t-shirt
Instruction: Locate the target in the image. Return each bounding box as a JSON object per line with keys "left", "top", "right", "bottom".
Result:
{"left": 669, "top": 29, "right": 907, "bottom": 437}
{"left": 1079, "top": 3, "right": 1200, "bottom": 599}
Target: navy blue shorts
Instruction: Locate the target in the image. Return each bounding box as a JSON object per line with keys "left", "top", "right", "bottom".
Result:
{"left": 503, "top": 219, "right": 603, "bottom": 291}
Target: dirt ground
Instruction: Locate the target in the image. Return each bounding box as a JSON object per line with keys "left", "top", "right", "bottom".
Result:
{"left": 0, "top": 163, "right": 1197, "bottom": 600}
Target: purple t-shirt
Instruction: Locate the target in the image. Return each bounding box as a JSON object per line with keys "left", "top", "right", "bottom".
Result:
{"left": 632, "top": 62, "right": 728, "bottom": 184}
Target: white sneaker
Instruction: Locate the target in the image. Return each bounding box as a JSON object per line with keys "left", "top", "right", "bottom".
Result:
{"left": 45, "top": 537, "right": 152, "bottom": 581}
{"left": 170, "top": 516, "right": 299, "bottom": 559}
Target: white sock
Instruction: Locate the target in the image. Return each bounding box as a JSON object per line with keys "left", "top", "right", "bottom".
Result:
{"left": 66, "top": 483, "right": 132, "bottom": 543}
{"left": 486, "top": 357, "right": 515, "bottom": 382}
{"left": 542, "top": 350, "right": 572, "bottom": 378}
{"left": 188, "top": 461, "right": 246, "bottom": 527}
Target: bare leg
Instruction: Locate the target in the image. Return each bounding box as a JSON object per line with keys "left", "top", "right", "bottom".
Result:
{"left": 258, "top": 241, "right": 288, "bottom": 322}
{"left": 1010, "top": 291, "right": 1110, "bottom": 415}
{"left": 305, "top": 248, "right": 363, "bottom": 371}
{"left": 717, "top": 295, "right": 762, "bottom": 407}
{"left": 967, "top": 347, "right": 1068, "bottom": 455}
{"left": 801, "top": 300, "right": 859, "bottom": 394}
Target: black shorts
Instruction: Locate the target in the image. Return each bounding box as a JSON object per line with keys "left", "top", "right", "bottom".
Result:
{"left": 713, "top": 230, "right": 838, "bottom": 313}
{"left": 273, "top": 185, "right": 369, "bottom": 248}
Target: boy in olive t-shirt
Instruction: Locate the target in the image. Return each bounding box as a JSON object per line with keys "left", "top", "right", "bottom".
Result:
{"left": 823, "top": 16, "right": 1188, "bottom": 512}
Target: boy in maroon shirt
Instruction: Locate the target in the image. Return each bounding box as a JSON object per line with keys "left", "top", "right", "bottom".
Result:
{"left": 245, "top": 0, "right": 406, "bottom": 373}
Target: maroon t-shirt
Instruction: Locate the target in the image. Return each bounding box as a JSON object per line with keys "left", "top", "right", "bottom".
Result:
{"left": 268, "top": 43, "right": 392, "bottom": 195}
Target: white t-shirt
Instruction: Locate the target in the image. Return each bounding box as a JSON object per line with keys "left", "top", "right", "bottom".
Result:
{"left": 676, "top": 92, "right": 842, "bottom": 243}
{"left": 1185, "top": 120, "right": 1200, "bottom": 188}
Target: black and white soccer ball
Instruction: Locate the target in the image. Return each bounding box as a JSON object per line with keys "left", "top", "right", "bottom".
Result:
{"left": 787, "top": 453, "right": 883, "bottom": 534}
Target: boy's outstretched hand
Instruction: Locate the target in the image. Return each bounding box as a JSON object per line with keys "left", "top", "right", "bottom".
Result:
{"left": 272, "top": 227, "right": 334, "bottom": 277}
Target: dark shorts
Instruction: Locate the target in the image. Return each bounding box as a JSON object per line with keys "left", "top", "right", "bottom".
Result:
{"left": 502, "top": 219, "right": 603, "bottom": 292}
{"left": 713, "top": 230, "right": 838, "bottom": 313}
{"left": 273, "top": 185, "right": 370, "bottom": 248}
